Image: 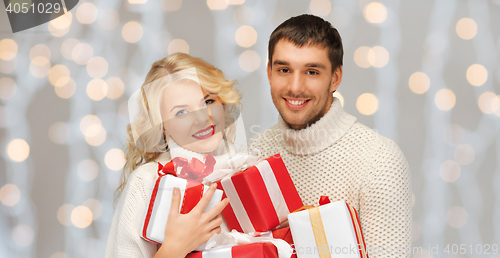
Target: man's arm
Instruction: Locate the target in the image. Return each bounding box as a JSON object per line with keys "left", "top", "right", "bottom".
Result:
{"left": 359, "top": 138, "right": 412, "bottom": 258}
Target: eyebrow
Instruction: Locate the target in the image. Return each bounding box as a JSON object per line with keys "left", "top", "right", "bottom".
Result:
{"left": 170, "top": 94, "right": 213, "bottom": 112}
{"left": 272, "top": 60, "right": 326, "bottom": 69}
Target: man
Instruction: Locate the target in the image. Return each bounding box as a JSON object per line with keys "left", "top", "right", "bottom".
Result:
{"left": 249, "top": 14, "right": 412, "bottom": 257}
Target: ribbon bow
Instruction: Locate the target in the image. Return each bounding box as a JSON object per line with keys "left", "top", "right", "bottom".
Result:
{"left": 292, "top": 195, "right": 331, "bottom": 213}
{"left": 202, "top": 149, "right": 261, "bottom": 184}
{"left": 157, "top": 154, "right": 216, "bottom": 185}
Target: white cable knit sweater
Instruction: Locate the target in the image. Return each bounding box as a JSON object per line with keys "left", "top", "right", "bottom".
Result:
{"left": 249, "top": 97, "right": 412, "bottom": 258}
{"left": 105, "top": 139, "right": 232, "bottom": 258}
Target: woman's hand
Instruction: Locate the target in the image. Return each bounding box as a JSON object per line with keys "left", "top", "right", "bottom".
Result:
{"left": 154, "top": 183, "right": 230, "bottom": 258}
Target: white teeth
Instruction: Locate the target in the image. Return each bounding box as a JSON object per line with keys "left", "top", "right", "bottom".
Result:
{"left": 287, "top": 99, "right": 306, "bottom": 105}
{"left": 194, "top": 127, "right": 213, "bottom": 137}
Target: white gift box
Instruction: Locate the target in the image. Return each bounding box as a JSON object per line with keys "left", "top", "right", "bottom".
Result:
{"left": 288, "top": 200, "right": 369, "bottom": 258}
{"left": 141, "top": 174, "right": 223, "bottom": 251}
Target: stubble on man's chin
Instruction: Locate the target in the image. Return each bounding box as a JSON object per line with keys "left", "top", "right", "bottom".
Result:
{"left": 281, "top": 97, "right": 333, "bottom": 130}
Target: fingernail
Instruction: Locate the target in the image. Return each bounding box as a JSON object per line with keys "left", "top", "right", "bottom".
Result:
{"left": 212, "top": 183, "right": 217, "bottom": 188}
{"left": 173, "top": 187, "right": 179, "bottom": 195}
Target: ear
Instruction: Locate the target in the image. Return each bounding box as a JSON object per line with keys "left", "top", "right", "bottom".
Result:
{"left": 267, "top": 61, "right": 272, "bottom": 84}
{"left": 330, "top": 66, "right": 343, "bottom": 93}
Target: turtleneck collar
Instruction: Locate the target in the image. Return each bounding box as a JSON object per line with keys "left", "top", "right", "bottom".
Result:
{"left": 278, "top": 97, "right": 357, "bottom": 156}
{"left": 159, "top": 137, "right": 234, "bottom": 169}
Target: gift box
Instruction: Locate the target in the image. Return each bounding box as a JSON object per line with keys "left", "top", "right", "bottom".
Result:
{"left": 141, "top": 159, "right": 223, "bottom": 251}
{"left": 287, "top": 198, "right": 369, "bottom": 258}
{"left": 216, "top": 154, "right": 303, "bottom": 233}
{"left": 255, "top": 227, "right": 296, "bottom": 258}
{"left": 186, "top": 242, "right": 279, "bottom": 258}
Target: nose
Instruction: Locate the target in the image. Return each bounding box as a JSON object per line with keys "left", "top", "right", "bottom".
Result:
{"left": 192, "top": 108, "right": 211, "bottom": 126}
{"left": 288, "top": 72, "right": 306, "bottom": 96}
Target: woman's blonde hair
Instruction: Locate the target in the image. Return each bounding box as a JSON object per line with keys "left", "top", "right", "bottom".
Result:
{"left": 115, "top": 53, "right": 242, "bottom": 203}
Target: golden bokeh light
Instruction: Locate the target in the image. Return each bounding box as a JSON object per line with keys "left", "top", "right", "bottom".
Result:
{"left": 0, "top": 77, "right": 16, "bottom": 100}
{"left": 447, "top": 206, "right": 468, "bottom": 228}
{"left": 167, "top": 39, "right": 189, "bottom": 55}
{"left": 356, "top": 93, "right": 379, "bottom": 115}
{"left": 363, "top": 2, "right": 387, "bottom": 24}
{"left": 87, "top": 79, "right": 108, "bottom": 101}
{"left": 227, "top": 0, "right": 245, "bottom": 4}
{"left": 105, "top": 77, "right": 125, "bottom": 99}
{"left": 334, "top": 91, "right": 344, "bottom": 107}
{"left": 55, "top": 78, "right": 76, "bottom": 99}
{"left": 71, "top": 206, "right": 93, "bottom": 228}
{"left": 85, "top": 125, "right": 107, "bottom": 146}
{"left": 233, "top": 6, "right": 254, "bottom": 25}
{"left": 409, "top": 72, "right": 430, "bottom": 94}
{"left": 49, "top": 64, "right": 71, "bottom": 87}
{"left": 76, "top": 3, "right": 98, "bottom": 24}
{"left": 48, "top": 21, "right": 70, "bottom": 37}
{"left": 105, "top": 149, "right": 126, "bottom": 171}
{"left": 235, "top": 25, "right": 258, "bottom": 48}
{"left": 49, "top": 122, "right": 69, "bottom": 144}
{"left": 0, "top": 184, "right": 21, "bottom": 206}
{"left": 30, "top": 57, "right": 51, "bottom": 78}
{"left": 30, "top": 44, "right": 51, "bottom": 61}
{"left": 50, "top": 9, "right": 72, "bottom": 30}
{"left": 72, "top": 43, "right": 94, "bottom": 65}
{"left": 354, "top": 46, "right": 371, "bottom": 68}
{"left": 454, "top": 144, "right": 475, "bottom": 166}
{"left": 7, "top": 139, "right": 30, "bottom": 162}
{"left": 466, "top": 64, "right": 488, "bottom": 86}
{"left": 86, "top": 57, "right": 109, "bottom": 79}
{"left": 439, "top": 160, "right": 461, "bottom": 182}
{"left": 77, "top": 159, "right": 99, "bottom": 182}
{"left": 12, "top": 225, "right": 34, "bottom": 247}
{"left": 161, "top": 0, "right": 182, "bottom": 11}
{"left": 477, "top": 92, "right": 499, "bottom": 114}
{"left": 309, "top": 0, "right": 331, "bottom": 17}
{"left": 368, "top": 46, "right": 389, "bottom": 68}
{"left": 0, "top": 39, "right": 18, "bottom": 61}
{"left": 122, "top": 21, "right": 143, "bottom": 43}
{"left": 98, "top": 9, "right": 120, "bottom": 30}
{"left": 61, "top": 39, "right": 79, "bottom": 60}
{"left": 434, "top": 89, "right": 456, "bottom": 111}
{"left": 80, "top": 115, "right": 102, "bottom": 135}
{"left": 57, "top": 204, "right": 74, "bottom": 226}
{"left": 239, "top": 50, "right": 260, "bottom": 72}
{"left": 84, "top": 199, "right": 103, "bottom": 221}
{"left": 456, "top": 18, "right": 477, "bottom": 40}
{"left": 207, "top": 0, "right": 228, "bottom": 10}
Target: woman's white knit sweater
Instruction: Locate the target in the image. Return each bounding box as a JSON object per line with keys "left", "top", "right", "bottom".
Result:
{"left": 105, "top": 139, "right": 232, "bottom": 257}
{"left": 249, "top": 97, "right": 412, "bottom": 258}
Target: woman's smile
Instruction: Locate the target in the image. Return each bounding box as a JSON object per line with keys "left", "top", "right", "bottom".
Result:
{"left": 192, "top": 125, "right": 215, "bottom": 140}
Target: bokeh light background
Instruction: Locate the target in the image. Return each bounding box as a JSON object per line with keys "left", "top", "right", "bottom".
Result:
{"left": 1, "top": 0, "right": 500, "bottom": 257}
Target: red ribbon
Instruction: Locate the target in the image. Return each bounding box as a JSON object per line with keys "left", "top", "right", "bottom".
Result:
{"left": 156, "top": 155, "right": 216, "bottom": 214}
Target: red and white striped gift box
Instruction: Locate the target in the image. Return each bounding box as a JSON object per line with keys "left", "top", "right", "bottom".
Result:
{"left": 185, "top": 242, "right": 279, "bottom": 258}
{"left": 217, "top": 154, "right": 303, "bottom": 233}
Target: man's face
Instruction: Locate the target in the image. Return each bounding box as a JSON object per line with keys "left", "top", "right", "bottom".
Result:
{"left": 268, "top": 39, "right": 342, "bottom": 130}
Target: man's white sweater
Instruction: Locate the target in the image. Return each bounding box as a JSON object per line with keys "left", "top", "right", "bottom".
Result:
{"left": 249, "top": 97, "right": 412, "bottom": 258}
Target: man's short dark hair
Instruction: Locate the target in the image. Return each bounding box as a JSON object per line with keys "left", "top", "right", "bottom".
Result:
{"left": 268, "top": 14, "right": 343, "bottom": 72}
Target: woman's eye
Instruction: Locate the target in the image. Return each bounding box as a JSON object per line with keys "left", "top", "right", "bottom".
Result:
{"left": 205, "top": 99, "right": 215, "bottom": 105}
{"left": 175, "top": 110, "right": 187, "bottom": 117}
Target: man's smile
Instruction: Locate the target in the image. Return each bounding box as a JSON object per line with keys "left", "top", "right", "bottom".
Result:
{"left": 284, "top": 97, "right": 310, "bottom": 110}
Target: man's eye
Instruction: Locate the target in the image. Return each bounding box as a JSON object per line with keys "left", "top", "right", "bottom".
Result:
{"left": 279, "top": 68, "right": 290, "bottom": 73}
{"left": 175, "top": 110, "right": 188, "bottom": 117}
{"left": 307, "top": 70, "right": 318, "bottom": 75}
{"left": 205, "top": 99, "right": 215, "bottom": 105}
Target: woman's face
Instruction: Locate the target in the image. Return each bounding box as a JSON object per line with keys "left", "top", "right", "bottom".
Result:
{"left": 160, "top": 80, "right": 225, "bottom": 154}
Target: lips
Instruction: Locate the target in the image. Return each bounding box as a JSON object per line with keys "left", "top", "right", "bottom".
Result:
{"left": 192, "top": 125, "right": 215, "bottom": 140}
{"left": 284, "top": 98, "right": 310, "bottom": 110}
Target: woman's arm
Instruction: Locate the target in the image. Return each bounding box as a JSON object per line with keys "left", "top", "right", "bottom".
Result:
{"left": 154, "top": 183, "right": 230, "bottom": 258}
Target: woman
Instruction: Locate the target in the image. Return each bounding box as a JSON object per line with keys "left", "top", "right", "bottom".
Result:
{"left": 105, "top": 53, "right": 242, "bottom": 258}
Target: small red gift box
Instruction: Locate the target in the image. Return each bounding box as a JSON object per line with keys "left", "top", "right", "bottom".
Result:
{"left": 217, "top": 154, "right": 303, "bottom": 233}
{"left": 186, "top": 242, "right": 278, "bottom": 258}
{"left": 255, "top": 227, "right": 296, "bottom": 258}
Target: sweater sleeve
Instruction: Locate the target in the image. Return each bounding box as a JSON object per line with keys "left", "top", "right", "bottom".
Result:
{"left": 105, "top": 166, "right": 158, "bottom": 258}
{"left": 359, "top": 137, "right": 412, "bottom": 258}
